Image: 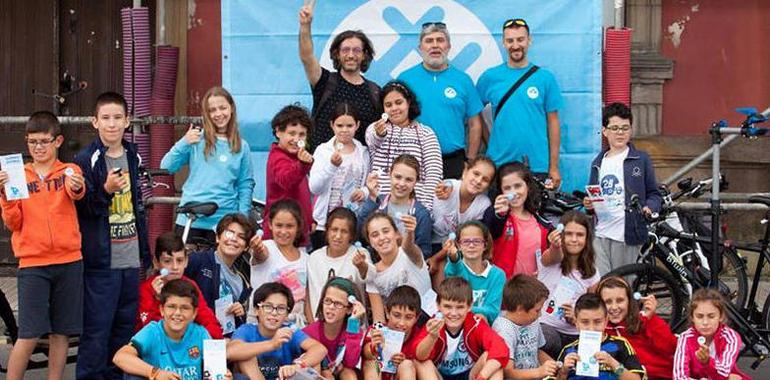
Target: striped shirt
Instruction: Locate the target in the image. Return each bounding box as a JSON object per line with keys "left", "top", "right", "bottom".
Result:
{"left": 365, "top": 120, "right": 443, "bottom": 210}
{"left": 673, "top": 325, "right": 748, "bottom": 380}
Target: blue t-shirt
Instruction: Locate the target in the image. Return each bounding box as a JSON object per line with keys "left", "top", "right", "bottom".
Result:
{"left": 476, "top": 63, "right": 563, "bottom": 172}
{"left": 398, "top": 64, "right": 483, "bottom": 154}
{"left": 232, "top": 324, "right": 309, "bottom": 380}
{"left": 444, "top": 255, "right": 506, "bottom": 323}
{"left": 131, "top": 321, "right": 211, "bottom": 380}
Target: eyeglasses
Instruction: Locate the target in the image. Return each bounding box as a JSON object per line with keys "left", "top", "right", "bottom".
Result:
{"left": 339, "top": 47, "right": 363, "bottom": 55}
{"left": 421, "top": 22, "right": 447, "bottom": 29}
{"left": 322, "top": 298, "right": 350, "bottom": 310}
{"left": 257, "top": 303, "right": 289, "bottom": 315}
{"left": 25, "top": 137, "right": 57, "bottom": 148}
{"left": 605, "top": 125, "right": 632, "bottom": 133}
{"left": 503, "top": 18, "right": 529, "bottom": 30}
{"left": 459, "top": 238, "right": 486, "bottom": 247}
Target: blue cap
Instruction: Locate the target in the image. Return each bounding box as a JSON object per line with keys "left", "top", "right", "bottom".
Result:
{"left": 556, "top": 223, "right": 565, "bottom": 232}
{"left": 354, "top": 241, "right": 363, "bottom": 248}
{"left": 159, "top": 268, "right": 169, "bottom": 277}
{"left": 434, "top": 312, "right": 443, "bottom": 320}
{"left": 633, "top": 292, "right": 642, "bottom": 301}
{"left": 448, "top": 232, "right": 456, "bottom": 241}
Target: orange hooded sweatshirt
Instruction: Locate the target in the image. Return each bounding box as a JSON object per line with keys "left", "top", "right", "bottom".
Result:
{"left": 0, "top": 161, "right": 85, "bottom": 268}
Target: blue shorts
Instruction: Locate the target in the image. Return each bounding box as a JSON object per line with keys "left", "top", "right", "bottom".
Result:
{"left": 17, "top": 260, "right": 83, "bottom": 339}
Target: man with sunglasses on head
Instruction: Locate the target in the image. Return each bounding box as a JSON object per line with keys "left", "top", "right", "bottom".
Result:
{"left": 397, "top": 22, "right": 485, "bottom": 179}
{"left": 477, "top": 18, "right": 564, "bottom": 189}
{"left": 584, "top": 102, "right": 661, "bottom": 275}
{"left": 298, "top": 3, "right": 382, "bottom": 151}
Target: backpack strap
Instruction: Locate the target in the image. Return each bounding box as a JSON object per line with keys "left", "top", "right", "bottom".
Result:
{"left": 494, "top": 65, "right": 539, "bottom": 118}
{"left": 312, "top": 71, "right": 340, "bottom": 119}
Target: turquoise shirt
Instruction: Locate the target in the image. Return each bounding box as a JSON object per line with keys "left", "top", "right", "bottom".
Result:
{"left": 476, "top": 63, "right": 563, "bottom": 172}
{"left": 161, "top": 137, "right": 255, "bottom": 230}
{"left": 131, "top": 320, "right": 211, "bottom": 380}
{"left": 398, "top": 64, "right": 483, "bottom": 154}
{"left": 445, "top": 252, "right": 506, "bottom": 323}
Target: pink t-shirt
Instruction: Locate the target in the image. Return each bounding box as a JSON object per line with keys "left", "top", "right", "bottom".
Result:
{"left": 514, "top": 216, "right": 541, "bottom": 276}
{"left": 302, "top": 320, "right": 364, "bottom": 369}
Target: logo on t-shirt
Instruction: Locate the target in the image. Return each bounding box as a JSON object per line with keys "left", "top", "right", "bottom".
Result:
{"left": 526, "top": 86, "right": 539, "bottom": 99}
{"left": 188, "top": 346, "right": 200, "bottom": 359}
{"left": 600, "top": 175, "right": 622, "bottom": 196}
{"left": 444, "top": 87, "right": 457, "bottom": 99}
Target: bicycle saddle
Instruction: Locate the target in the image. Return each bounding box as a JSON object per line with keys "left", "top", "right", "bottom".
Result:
{"left": 748, "top": 195, "right": 770, "bottom": 208}
{"left": 177, "top": 201, "right": 218, "bottom": 217}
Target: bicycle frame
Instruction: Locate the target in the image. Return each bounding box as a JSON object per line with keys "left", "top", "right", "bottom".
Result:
{"left": 649, "top": 228, "right": 770, "bottom": 367}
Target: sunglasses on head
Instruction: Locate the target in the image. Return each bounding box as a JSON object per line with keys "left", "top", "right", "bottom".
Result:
{"left": 503, "top": 18, "right": 528, "bottom": 30}
{"left": 421, "top": 21, "right": 447, "bottom": 29}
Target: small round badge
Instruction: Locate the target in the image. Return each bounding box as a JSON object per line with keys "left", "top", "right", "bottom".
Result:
{"left": 444, "top": 87, "right": 457, "bottom": 99}
{"left": 64, "top": 167, "right": 75, "bottom": 177}
{"left": 219, "top": 155, "right": 228, "bottom": 162}
{"left": 527, "top": 86, "right": 539, "bottom": 99}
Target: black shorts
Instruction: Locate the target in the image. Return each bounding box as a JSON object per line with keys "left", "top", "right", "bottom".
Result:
{"left": 17, "top": 260, "right": 83, "bottom": 338}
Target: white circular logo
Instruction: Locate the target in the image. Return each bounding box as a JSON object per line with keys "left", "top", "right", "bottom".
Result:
{"left": 219, "top": 155, "right": 228, "bottom": 162}
{"left": 319, "top": 0, "right": 503, "bottom": 83}
{"left": 527, "top": 86, "right": 539, "bottom": 99}
{"left": 444, "top": 87, "right": 457, "bottom": 99}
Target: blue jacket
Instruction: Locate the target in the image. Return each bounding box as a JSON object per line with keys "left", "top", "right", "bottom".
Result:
{"left": 184, "top": 249, "right": 252, "bottom": 327}
{"left": 589, "top": 143, "right": 661, "bottom": 246}
{"left": 74, "top": 138, "right": 150, "bottom": 270}
{"left": 357, "top": 195, "right": 434, "bottom": 259}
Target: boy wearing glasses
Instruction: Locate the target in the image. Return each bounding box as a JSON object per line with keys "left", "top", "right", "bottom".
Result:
{"left": 136, "top": 232, "right": 223, "bottom": 338}
{"left": 584, "top": 102, "right": 661, "bottom": 275}
{"left": 228, "top": 282, "right": 327, "bottom": 380}
{"left": 444, "top": 221, "right": 505, "bottom": 323}
{"left": 113, "top": 279, "right": 213, "bottom": 380}
{"left": 74, "top": 91, "right": 152, "bottom": 378}
{"left": 397, "top": 22, "right": 484, "bottom": 179}
{"left": 0, "top": 111, "right": 85, "bottom": 380}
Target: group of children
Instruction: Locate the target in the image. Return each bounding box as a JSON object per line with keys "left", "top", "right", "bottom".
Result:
{"left": 0, "top": 86, "right": 752, "bottom": 380}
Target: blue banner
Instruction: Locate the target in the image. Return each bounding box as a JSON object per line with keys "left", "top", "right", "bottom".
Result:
{"left": 222, "top": 0, "right": 603, "bottom": 199}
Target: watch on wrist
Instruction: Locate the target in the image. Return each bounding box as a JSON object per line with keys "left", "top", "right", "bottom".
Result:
{"left": 613, "top": 364, "right": 626, "bottom": 376}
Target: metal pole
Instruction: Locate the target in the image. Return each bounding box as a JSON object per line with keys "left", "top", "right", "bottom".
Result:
{"left": 676, "top": 202, "right": 768, "bottom": 211}
{"left": 663, "top": 134, "right": 739, "bottom": 186}
{"left": 0, "top": 115, "right": 202, "bottom": 125}
{"left": 614, "top": 0, "right": 624, "bottom": 28}
{"left": 709, "top": 123, "right": 722, "bottom": 288}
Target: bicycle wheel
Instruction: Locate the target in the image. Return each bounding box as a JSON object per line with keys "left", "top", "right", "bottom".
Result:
{"left": 717, "top": 246, "right": 748, "bottom": 309}
{"left": 604, "top": 263, "right": 686, "bottom": 329}
{"left": 0, "top": 288, "right": 18, "bottom": 343}
{"left": 687, "top": 244, "right": 748, "bottom": 309}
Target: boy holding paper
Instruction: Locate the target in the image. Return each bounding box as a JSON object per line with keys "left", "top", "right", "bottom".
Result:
{"left": 136, "top": 231, "right": 223, "bottom": 338}
{"left": 362, "top": 285, "right": 426, "bottom": 380}
{"left": 227, "top": 282, "right": 327, "bottom": 380}
{"left": 412, "top": 277, "right": 509, "bottom": 380}
{"left": 0, "top": 111, "right": 85, "bottom": 380}
{"left": 553, "top": 293, "right": 644, "bottom": 380}
{"left": 113, "top": 279, "right": 213, "bottom": 380}
{"left": 584, "top": 102, "right": 661, "bottom": 275}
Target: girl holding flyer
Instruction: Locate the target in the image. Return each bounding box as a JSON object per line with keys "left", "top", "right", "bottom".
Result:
{"left": 536, "top": 210, "right": 601, "bottom": 359}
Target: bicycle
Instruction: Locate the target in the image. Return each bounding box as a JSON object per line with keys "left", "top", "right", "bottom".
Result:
{"left": 606, "top": 192, "right": 770, "bottom": 368}
{"left": 605, "top": 175, "right": 748, "bottom": 320}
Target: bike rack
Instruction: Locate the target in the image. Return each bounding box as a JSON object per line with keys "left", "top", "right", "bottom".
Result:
{"left": 707, "top": 106, "right": 770, "bottom": 287}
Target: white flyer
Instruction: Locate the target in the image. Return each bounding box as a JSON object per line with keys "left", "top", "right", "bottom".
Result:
{"left": 214, "top": 295, "right": 236, "bottom": 335}
{"left": 380, "top": 327, "right": 405, "bottom": 374}
{"left": 576, "top": 330, "right": 602, "bottom": 377}
{"left": 585, "top": 185, "right": 609, "bottom": 218}
{"left": 203, "top": 339, "right": 227, "bottom": 380}
{"left": 0, "top": 154, "right": 29, "bottom": 200}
